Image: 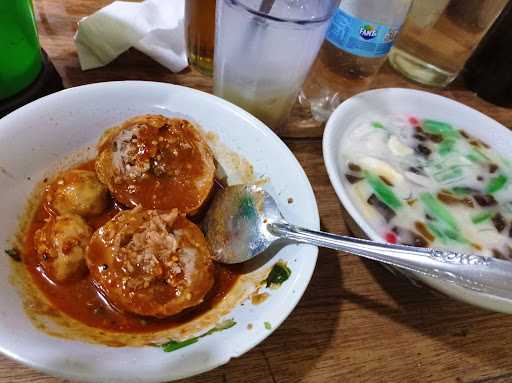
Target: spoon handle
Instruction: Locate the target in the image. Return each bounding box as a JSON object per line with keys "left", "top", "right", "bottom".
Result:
{"left": 270, "top": 222, "right": 512, "bottom": 299}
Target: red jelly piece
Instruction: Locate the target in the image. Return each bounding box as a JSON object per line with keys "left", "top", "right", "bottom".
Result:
{"left": 385, "top": 232, "right": 397, "bottom": 244}
{"left": 408, "top": 116, "right": 420, "bottom": 126}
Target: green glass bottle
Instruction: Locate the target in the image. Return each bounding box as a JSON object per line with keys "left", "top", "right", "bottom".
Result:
{"left": 0, "top": 0, "right": 43, "bottom": 100}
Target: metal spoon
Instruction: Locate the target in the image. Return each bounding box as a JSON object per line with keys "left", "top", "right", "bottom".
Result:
{"left": 203, "top": 184, "right": 512, "bottom": 300}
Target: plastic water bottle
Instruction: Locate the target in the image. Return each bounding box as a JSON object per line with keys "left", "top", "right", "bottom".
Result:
{"left": 299, "top": 0, "right": 412, "bottom": 122}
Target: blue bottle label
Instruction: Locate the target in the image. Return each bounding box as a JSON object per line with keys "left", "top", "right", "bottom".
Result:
{"left": 326, "top": 8, "right": 401, "bottom": 58}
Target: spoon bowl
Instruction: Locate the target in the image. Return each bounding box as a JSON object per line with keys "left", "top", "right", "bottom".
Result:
{"left": 203, "top": 184, "right": 282, "bottom": 264}
{"left": 204, "top": 184, "right": 512, "bottom": 301}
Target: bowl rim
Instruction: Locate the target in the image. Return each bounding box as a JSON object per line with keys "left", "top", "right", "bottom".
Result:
{"left": 322, "top": 87, "right": 512, "bottom": 313}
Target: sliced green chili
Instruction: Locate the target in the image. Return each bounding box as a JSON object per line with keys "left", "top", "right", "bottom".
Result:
{"left": 264, "top": 261, "right": 291, "bottom": 288}
{"left": 162, "top": 338, "right": 199, "bottom": 352}
{"left": 161, "top": 319, "right": 236, "bottom": 352}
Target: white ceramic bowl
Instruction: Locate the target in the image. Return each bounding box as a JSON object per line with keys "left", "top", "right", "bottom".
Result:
{"left": 323, "top": 87, "right": 512, "bottom": 314}
{"left": 0, "top": 81, "right": 319, "bottom": 382}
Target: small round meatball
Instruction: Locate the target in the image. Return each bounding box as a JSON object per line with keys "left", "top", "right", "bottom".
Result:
{"left": 34, "top": 214, "right": 92, "bottom": 283}
{"left": 95, "top": 115, "right": 215, "bottom": 214}
{"left": 46, "top": 169, "right": 109, "bottom": 217}
{"left": 86, "top": 207, "right": 214, "bottom": 318}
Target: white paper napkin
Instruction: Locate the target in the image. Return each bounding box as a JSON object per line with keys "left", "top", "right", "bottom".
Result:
{"left": 74, "top": 0, "right": 188, "bottom": 72}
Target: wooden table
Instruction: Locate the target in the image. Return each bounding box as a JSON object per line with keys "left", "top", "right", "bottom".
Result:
{"left": 3, "top": 1, "right": 512, "bottom": 382}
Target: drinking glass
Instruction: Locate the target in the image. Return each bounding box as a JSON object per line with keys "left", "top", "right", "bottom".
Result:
{"left": 185, "top": 0, "right": 216, "bottom": 76}
{"left": 0, "top": 0, "right": 42, "bottom": 100}
{"left": 213, "top": 0, "right": 337, "bottom": 133}
{"left": 388, "top": 0, "right": 508, "bottom": 87}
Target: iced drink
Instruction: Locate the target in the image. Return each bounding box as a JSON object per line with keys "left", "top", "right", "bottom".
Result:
{"left": 213, "top": 0, "right": 337, "bottom": 132}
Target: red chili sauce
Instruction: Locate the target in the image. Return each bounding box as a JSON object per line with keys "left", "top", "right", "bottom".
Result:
{"left": 22, "top": 160, "right": 240, "bottom": 333}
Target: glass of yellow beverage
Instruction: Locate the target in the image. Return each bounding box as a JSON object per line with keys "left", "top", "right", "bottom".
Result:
{"left": 388, "top": 0, "right": 508, "bottom": 87}
{"left": 185, "top": 0, "right": 216, "bottom": 76}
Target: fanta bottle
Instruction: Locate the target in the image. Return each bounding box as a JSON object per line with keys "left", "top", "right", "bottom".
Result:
{"left": 299, "top": 0, "right": 413, "bottom": 123}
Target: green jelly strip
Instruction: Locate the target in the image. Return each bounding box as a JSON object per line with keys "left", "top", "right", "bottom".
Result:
{"left": 444, "top": 228, "right": 467, "bottom": 243}
{"left": 451, "top": 186, "right": 471, "bottom": 196}
{"left": 433, "top": 166, "right": 463, "bottom": 183}
{"left": 486, "top": 174, "right": 508, "bottom": 194}
{"left": 422, "top": 119, "right": 460, "bottom": 139}
{"left": 466, "top": 148, "right": 490, "bottom": 164}
{"left": 501, "top": 156, "right": 512, "bottom": 169}
{"left": 364, "top": 171, "right": 402, "bottom": 210}
{"left": 427, "top": 222, "right": 466, "bottom": 243}
{"left": 372, "top": 121, "right": 384, "bottom": 129}
{"left": 420, "top": 193, "right": 458, "bottom": 230}
{"left": 471, "top": 211, "right": 493, "bottom": 224}
{"left": 465, "top": 153, "right": 480, "bottom": 163}
{"left": 438, "top": 138, "right": 457, "bottom": 156}
{"left": 443, "top": 131, "right": 461, "bottom": 140}
{"left": 421, "top": 192, "right": 467, "bottom": 243}
{"left": 427, "top": 223, "right": 446, "bottom": 242}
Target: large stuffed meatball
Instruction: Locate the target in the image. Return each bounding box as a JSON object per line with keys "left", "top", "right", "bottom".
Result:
{"left": 86, "top": 207, "right": 214, "bottom": 318}
{"left": 34, "top": 214, "right": 92, "bottom": 283}
{"left": 46, "top": 169, "right": 109, "bottom": 217}
{"left": 95, "top": 115, "right": 215, "bottom": 215}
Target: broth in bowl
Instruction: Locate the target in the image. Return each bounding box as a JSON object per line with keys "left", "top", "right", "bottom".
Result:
{"left": 340, "top": 114, "right": 512, "bottom": 258}
{"left": 13, "top": 115, "right": 250, "bottom": 339}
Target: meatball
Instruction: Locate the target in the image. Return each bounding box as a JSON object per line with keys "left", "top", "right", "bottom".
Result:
{"left": 95, "top": 115, "right": 215, "bottom": 214}
{"left": 34, "top": 214, "right": 92, "bottom": 283}
{"left": 86, "top": 207, "right": 214, "bottom": 318}
{"left": 46, "top": 169, "right": 109, "bottom": 217}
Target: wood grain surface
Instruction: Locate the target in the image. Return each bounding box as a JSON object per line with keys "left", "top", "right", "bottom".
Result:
{"left": 3, "top": 0, "right": 512, "bottom": 382}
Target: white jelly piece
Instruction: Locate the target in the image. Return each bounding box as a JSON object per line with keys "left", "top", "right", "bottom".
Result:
{"left": 388, "top": 135, "right": 413, "bottom": 157}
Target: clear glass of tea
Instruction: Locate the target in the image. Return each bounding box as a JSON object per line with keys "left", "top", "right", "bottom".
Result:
{"left": 185, "top": 0, "right": 216, "bottom": 76}
{"left": 388, "top": 0, "right": 508, "bottom": 87}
